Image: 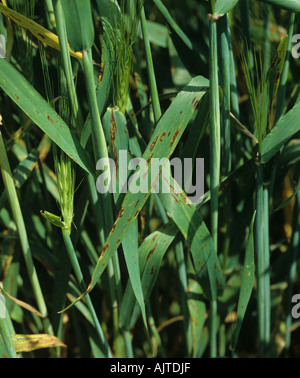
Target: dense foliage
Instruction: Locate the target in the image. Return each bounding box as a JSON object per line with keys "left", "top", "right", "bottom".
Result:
{"left": 0, "top": 0, "right": 300, "bottom": 358}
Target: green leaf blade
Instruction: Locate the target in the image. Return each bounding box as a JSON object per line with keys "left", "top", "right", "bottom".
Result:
{"left": 230, "top": 212, "right": 256, "bottom": 351}
{"left": 258, "top": 0, "right": 300, "bottom": 12}
{"left": 0, "top": 58, "right": 94, "bottom": 176}
{"left": 213, "top": 0, "right": 239, "bottom": 16}
{"left": 61, "top": 0, "right": 94, "bottom": 52}
{"left": 261, "top": 100, "right": 300, "bottom": 163}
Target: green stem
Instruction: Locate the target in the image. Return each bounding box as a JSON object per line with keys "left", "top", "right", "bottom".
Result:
{"left": 82, "top": 49, "right": 110, "bottom": 166}
{"left": 82, "top": 48, "right": 123, "bottom": 350}
{"left": 218, "top": 14, "right": 231, "bottom": 177}
{"left": 87, "top": 175, "right": 121, "bottom": 350}
{"left": 218, "top": 14, "right": 232, "bottom": 271}
{"left": 239, "top": 0, "right": 253, "bottom": 70}
{"left": 263, "top": 4, "right": 271, "bottom": 75}
{"left": 61, "top": 228, "right": 111, "bottom": 357}
{"left": 255, "top": 163, "right": 267, "bottom": 356}
{"left": 0, "top": 130, "right": 53, "bottom": 337}
{"left": 44, "top": 0, "right": 55, "bottom": 28}
{"left": 285, "top": 190, "right": 300, "bottom": 356}
{"left": 53, "top": 0, "right": 83, "bottom": 135}
{"left": 210, "top": 299, "right": 218, "bottom": 357}
{"left": 123, "top": 330, "right": 134, "bottom": 358}
{"left": 263, "top": 185, "right": 270, "bottom": 346}
{"left": 209, "top": 19, "right": 221, "bottom": 252}
{"left": 147, "top": 301, "right": 166, "bottom": 357}
{"left": 140, "top": 7, "right": 161, "bottom": 123}
{"left": 175, "top": 238, "right": 192, "bottom": 356}
{"left": 228, "top": 17, "right": 243, "bottom": 168}
{"left": 275, "top": 12, "right": 295, "bottom": 123}
{"left": 209, "top": 17, "right": 221, "bottom": 358}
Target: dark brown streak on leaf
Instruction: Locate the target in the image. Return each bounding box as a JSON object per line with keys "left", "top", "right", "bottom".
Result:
{"left": 10, "top": 15, "right": 21, "bottom": 22}
{"left": 193, "top": 99, "right": 200, "bottom": 112}
{"left": 146, "top": 243, "right": 158, "bottom": 261}
{"left": 151, "top": 233, "right": 158, "bottom": 243}
{"left": 46, "top": 115, "right": 54, "bottom": 124}
{"left": 146, "top": 152, "right": 154, "bottom": 166}
{"left": 118, "top": 206, "right": 124, "bottom": 219}
{"left": 159, "top": 132, "right": 166, "bottom": 142}
{"left": 150, "top": 135, "right": 159, "bottom": 152}
{"left": 171, "top": 193, "right": 180, "bottom": 204}
{"left": 100, "top": 243, "right": 109, "bottom": 258}
{"left": 170, "top": 128, "right": 180, "bottom": 148}
{"left": 98, "top": 61, "right": 106, "bottom": 84}
{"left": 111, "top": 221, "right": 117, "bottom": 234}
{"left": 268, "top": 50, "right": 279, "bottom": 72}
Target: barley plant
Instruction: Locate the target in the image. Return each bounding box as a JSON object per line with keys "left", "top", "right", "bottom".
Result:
{"left": 0, "top": 0, "right": 300, "bottom": 359}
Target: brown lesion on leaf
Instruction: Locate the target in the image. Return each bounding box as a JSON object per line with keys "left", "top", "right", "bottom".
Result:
{"left": 146, "top": 152, "right": 154, "bottom": 166}
{"left": 111, "top": 221, "right": 117, "bottom": 234}
{"left": 10, "top": 15, "right": 22, "bottom": 23}
{"left": 46, "top": 115, "right": 54, "bottom": 123}
{"left": 100, "top": 243, "right": 109, "bottom": 257}
{"left": 171, "top": 193, "right": 180, "bottom": 204}
{"left": 119, "top": 206, "right": 125, "bottom": 218}
{"left": 179, "top": 191, "right": 191, "bottom": 206}
{"left": 170, "top": 128, "right": 180, "bottom": 148}
{"left": 268, "top": 51, "right": 279, "bottom": 72}
{"left": 98, "top": 61, "right": 106, "bottom": 84}
{"left": 168, "top": 178, "right": 192, "bottom": 208}
{"left": 193, "top": 99, "right": 199, "bottom": 112}
{"left": 159, "top": 132, "right": 166, "bottom": 142}
{"left": 150, "top": 135, "right": 159, "bottom": 152}
{"left": 146, "top": 243, "right": 158, "bottom": 261}
{"left": 151, "top": 233, "right": 158, "bottom": 243}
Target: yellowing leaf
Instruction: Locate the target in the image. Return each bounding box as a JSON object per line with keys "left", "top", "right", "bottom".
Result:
{"left": 12, "top": 334, "right": 66, "bottom": 353}
{"left": 0, "top": 288, "right": 45, "bottom": 319}
{"left": 0, "top": 3, "right": 83, "bottom": 60}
